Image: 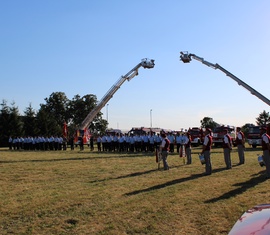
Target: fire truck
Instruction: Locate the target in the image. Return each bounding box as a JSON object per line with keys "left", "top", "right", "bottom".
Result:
{"left": 75, "top": 58, "right": 155, "bottom": 144}
{"left": 188, "top": 127, "right": 205, "bottom": 146}
{"left": 212, "top": 125, "right": 236, "bottom": 147}
{"left": 247, "top": 125, "right": 262, "bottom": 148}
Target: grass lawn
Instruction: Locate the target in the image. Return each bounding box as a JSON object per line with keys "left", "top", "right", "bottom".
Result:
{"left": 0, "top": 145, "right": 268, "bottom": 235}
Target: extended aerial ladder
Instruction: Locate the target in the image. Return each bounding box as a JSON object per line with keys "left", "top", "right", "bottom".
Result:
{"left": 180, "top": 51, "right": 270, "bottom": 106}
{"left": 79, "top": 58, "right": 155, "bottom": 131}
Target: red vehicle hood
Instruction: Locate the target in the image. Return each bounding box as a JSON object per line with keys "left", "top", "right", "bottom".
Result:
{"left": 229, "top": 204, "right": 270, "bottom": 235}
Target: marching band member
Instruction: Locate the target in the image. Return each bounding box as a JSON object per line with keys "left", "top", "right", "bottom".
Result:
{"left": 223, "top": 129, "right": 232, "bottom": 169}
{"left": 236, "top": 127, "right": 245, "bottom": 165}
{"left": 261, "top": 127, "right": 270, "bottom": 179}
{"left": 159, "top": 132, "right": 170, "bottom": 170}
{"left": 201, "top": 128, "right": 213, "bottom": 175}
{"left": 185, "top": 132, "right": 192, "bottom": 164}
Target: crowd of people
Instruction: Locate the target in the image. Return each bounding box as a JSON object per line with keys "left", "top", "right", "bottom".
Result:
{"left": 7, "top": 126, "right": 270, "bottom": 178}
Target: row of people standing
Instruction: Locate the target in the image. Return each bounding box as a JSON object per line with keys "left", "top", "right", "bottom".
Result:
{"left": 200, "top": 127, "right": 253, "bottom": 176}
{"left": 201, "top": 127, "right": 247, "bottom": 175}
{"left": 95, "top": 133, "right": 163, "bottom": 153}
{"left": 8, "top": 136, "right": 68, "bottom": 151}
{"left": 95, "top": 132, "right": 191, "bottom": 153}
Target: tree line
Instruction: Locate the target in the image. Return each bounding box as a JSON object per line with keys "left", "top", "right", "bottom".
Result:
{"left": 0, "top": 90, "right": 269, "bottom": 147}
{"left": 0, "top": 92, "right": 108, "bottom": 147}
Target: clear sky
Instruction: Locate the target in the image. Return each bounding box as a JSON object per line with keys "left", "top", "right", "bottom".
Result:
{"left": 1, "top": 0, "right": 270, "bottom": 131}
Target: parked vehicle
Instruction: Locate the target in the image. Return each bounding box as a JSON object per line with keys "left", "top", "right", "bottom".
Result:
{"left": 212, "top": 125, "right": 236, "bottom": 147}
{"left": 188, "top": 127, "right": 205, "bottom": 146}
{"left": 247, "top": 126, "right": 262, "bottom": 148}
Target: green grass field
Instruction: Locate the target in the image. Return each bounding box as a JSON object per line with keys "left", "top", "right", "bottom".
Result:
{"left": 0, "top": 146, "right": 269, "bottom": 235}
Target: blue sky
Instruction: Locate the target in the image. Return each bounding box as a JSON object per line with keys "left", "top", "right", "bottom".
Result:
{"left": 1, "top": 0, "right": 270, "bottom": 131}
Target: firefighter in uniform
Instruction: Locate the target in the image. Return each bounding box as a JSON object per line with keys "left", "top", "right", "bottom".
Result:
{"left": 168, "top": 132, "right": 175, "bottom": 153}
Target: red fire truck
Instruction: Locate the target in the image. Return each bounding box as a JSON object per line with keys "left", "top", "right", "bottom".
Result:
{"left": 188, "top": 127, "right": 205, "bottom": 146}
{"left": 247, "top": 126, "right": 262, "bottom": 148}
{"left": 212, "top": 125, "right": 236, "bottom": 147}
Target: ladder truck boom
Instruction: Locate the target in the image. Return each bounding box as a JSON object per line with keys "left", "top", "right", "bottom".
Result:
{"left": 180, "top": 51, "right": 270, "bottom": 106}
{"left": 79, "top": 58, "right": 155, "bottom": 130}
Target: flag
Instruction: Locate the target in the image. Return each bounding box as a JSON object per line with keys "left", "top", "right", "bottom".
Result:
{"left": 84, "top": 128, "right": 91, "bottom": 143}
{"left": 63, "top": 122, "right": 68, "bottom": 138}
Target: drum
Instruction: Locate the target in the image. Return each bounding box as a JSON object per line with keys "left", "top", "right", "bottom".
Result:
{"left": 199, "top": 154, "right": 205, "bottom": 165}
{"left": 258, "top": 155, "right": 265, "bottom": 167}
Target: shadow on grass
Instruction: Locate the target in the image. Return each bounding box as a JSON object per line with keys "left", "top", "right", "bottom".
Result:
{"left": 0, "top": 155, "right": 149, "bottom": 164}
{"left": 124, "top": 167, "right": 226, "bottom": 196}
{"left": 204, "top": 170, "right": 266, "bottom": 204}
{"left": 88, "top": 169, "right": 158, "bottom": 184}
{"left": 0, "top": 157, "right": 97, "bottom": 164}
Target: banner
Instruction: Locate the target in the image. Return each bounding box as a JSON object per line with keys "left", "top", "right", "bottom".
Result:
{"left": 63, "top": 122, "right": 68, "bottom": 138}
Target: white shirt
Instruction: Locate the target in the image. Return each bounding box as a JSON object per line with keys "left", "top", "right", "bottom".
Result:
{"left": 262, "top": 133, "right": 270, "bottom": 144}
{"left": 203, "top": 134, "right": 210, "bottom": 146}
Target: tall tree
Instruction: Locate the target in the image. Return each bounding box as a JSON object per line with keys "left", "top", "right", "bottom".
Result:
{"left": 68, "top": 94, "right": 107, "bottom": 134}
{"left": 23, "top": 103, "right": 38, "bottom": 136}
{"left": 35, "top": 92, "right": 70, "bottom": 136}
{"left": 200, "top": 117, "right": 218, "bottom": 129}
{"left": 0, "top": 100, "right": 11, "bottom": 146}
{"left": 9, "top": 102, "right": 24, "bottom": 137}
{"left": 0, "top": 100, "right": 24, "bottom": 146}
{"left": 36, "top": 104, "right": 60, "bottom": 136}
{"left": 43, "top": 92, "right": 69, "bottom": 124}
{"left": 256, "top": 110, "right": 270, "bottom": 126}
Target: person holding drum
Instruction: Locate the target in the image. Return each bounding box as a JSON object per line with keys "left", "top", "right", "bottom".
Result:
{"left": 236, "top": 127, "right": 245, "bottom": 165}
{"left": 159, "top": 132, "right": 170, "bottom": 170}
{"left": 201, "top": 128, "right": 213, "bottom": 175}
{"left": 261, "top": 127, "right": 270, "bottom": 179}
{"left": 185, "top": 132, "right": 192, "bottom": 164}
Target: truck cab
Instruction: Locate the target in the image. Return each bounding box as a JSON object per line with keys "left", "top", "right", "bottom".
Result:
{"left": 188, "top": 127, "right": 205, "bottom": 146}
{"left": 247, "top": 126, "right": 262, "bottom": 148}
{"left": 212, "top": 125, "right": 236, "bottom": 147}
